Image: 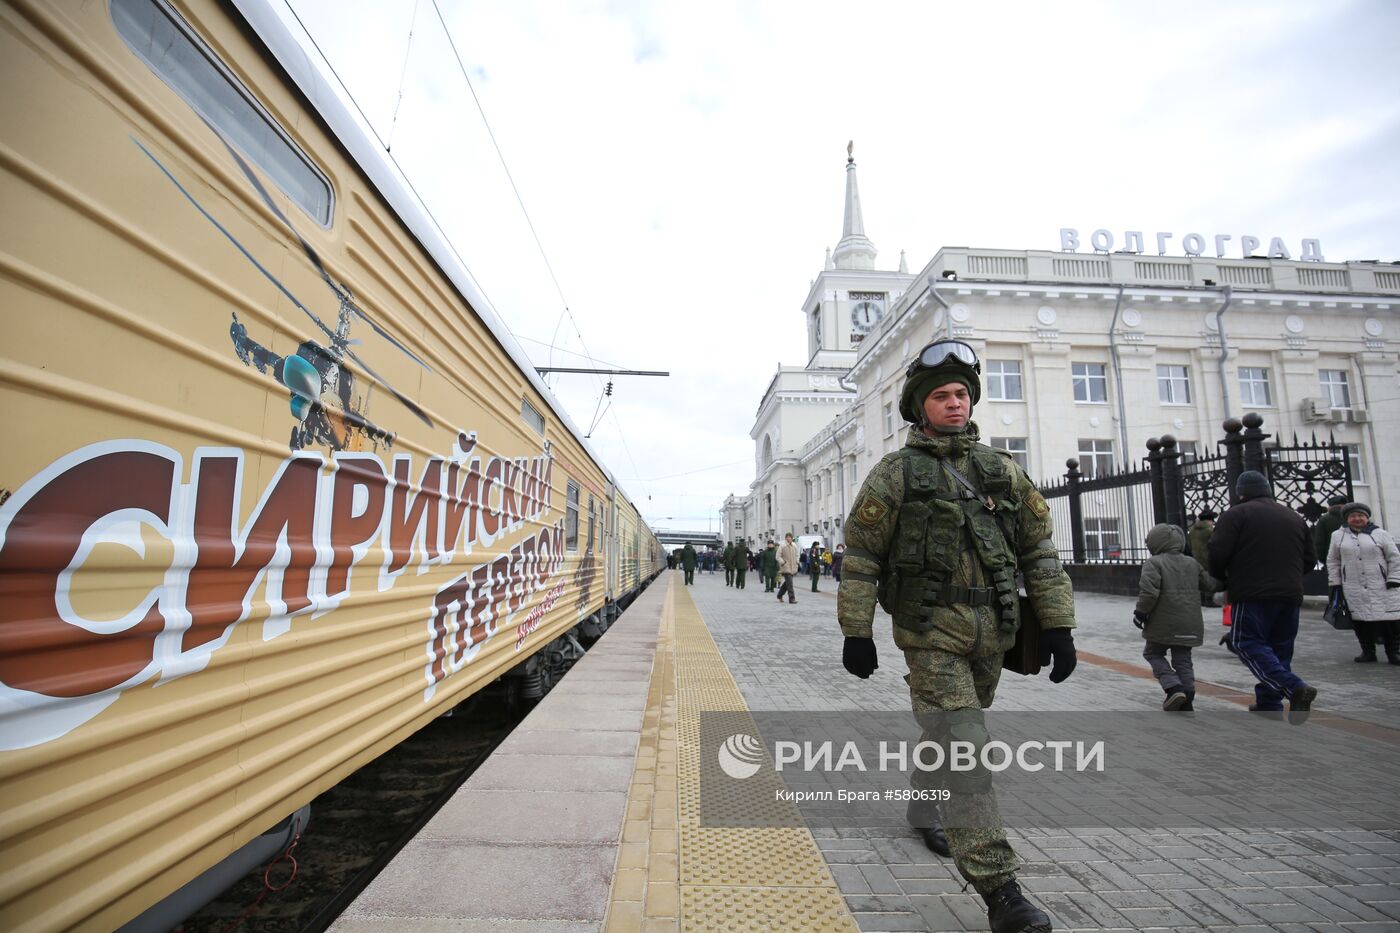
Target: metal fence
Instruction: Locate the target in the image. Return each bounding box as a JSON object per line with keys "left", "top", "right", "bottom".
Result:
{"left": 1037, "top": 413, "right": 1350, "bottom": 565}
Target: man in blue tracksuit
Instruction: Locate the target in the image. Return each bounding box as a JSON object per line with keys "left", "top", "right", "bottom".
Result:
{"left": 1209, "top": 470, "right": 1318, "bottom": 719}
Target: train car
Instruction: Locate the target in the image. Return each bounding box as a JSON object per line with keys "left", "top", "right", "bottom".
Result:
{"left": 0, "top": 1, "right": 663, "bottom": 929}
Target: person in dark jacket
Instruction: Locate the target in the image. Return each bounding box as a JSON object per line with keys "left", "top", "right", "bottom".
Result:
{"left": 1314, "top": 496, "right": 1349, "bottom": 569}
{"left": 680, "top": 542, "right": 697, "bottom": 586}
{"left": 761, "top": 541, "right": 779, "bottom": 591}
{"left": 732, "top": 542, "right": 751, "bottom": 589}
{"left": 1209, "top": 470, "right": 1317, "bottom": 719}
{"left": 832, "top": 543, "right": 845, "bottom": 581}
{"left": 808, "top": 542, "right": 823, "bottom": 592}
{"left": 1187, "top": 509, "right": 1217, "bottom": 607}
{"left": 1135, "top": 524, "right": 1220, "bottom": 711}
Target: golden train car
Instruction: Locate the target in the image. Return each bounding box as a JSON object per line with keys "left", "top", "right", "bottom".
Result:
{"left": 0, "top": 0, "right": 664, "bottom": 929}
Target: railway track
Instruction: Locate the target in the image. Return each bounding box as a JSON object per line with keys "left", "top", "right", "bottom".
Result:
{"left": 178, "top": 687, "right": 527, "bottom": 933}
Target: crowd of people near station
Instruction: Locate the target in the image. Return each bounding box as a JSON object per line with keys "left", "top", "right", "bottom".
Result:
{"left": 666, "top": 536, "right": 847, "bottom": 600}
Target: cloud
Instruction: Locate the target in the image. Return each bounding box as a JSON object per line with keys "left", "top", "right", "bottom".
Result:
{"left": 286, "top": 0, "right": 1400, "bottom": 529}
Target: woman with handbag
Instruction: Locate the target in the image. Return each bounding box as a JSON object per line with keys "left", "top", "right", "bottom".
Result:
{"left": 1327, "top": 503, "right": 1400, "bottom": 664}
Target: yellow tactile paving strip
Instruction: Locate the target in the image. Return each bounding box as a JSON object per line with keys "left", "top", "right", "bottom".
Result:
{"left": 602, "top": 578, "right": 858, "bottom": 933}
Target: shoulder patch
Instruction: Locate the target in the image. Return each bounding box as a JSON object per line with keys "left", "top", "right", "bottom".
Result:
{"left": 1024, "top": 489, "right": 1051, "bottom": 519}
{"left": 854, "top": 494, "right": 890, "bottom": 526}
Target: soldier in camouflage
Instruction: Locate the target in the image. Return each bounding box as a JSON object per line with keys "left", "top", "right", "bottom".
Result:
{"left": 836, "top": 339, "right": 1077, "bottom": 933}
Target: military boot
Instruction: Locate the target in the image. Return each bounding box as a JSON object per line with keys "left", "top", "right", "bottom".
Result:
{"left": 906, "top": 800, "right": 951, "bottom": 857}
{"left": 985, "top": 879, "right": 1052, "bottom": 933}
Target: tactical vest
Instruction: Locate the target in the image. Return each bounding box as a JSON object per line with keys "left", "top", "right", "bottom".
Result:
{"left": 876, "top": 445, "right": 1023, "bottom": 635}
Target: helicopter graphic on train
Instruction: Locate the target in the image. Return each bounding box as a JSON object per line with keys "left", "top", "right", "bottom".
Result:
{"left": 138, "top": 134, "right": 433, "bottom": 452}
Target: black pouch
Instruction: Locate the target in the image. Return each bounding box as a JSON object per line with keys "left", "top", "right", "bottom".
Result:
{"left": 1003, "top": 595, "right": 1042, "bottom": 675}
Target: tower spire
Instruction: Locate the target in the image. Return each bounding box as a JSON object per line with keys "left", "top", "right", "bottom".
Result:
{"left": 832, "top": 141, "right": 877, "bottom": 270}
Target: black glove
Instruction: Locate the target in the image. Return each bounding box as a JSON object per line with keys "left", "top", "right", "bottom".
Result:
{"left": 1132, "top": 611, "right": 1148, "bottom": 630}
{"left": 1038, "top": 628, "right": 1077, "bottom": 683}
{"left": 842, "top": 636, "right": 878, "bottom": 679}
{"left": 1388, "top": 581, "right": 1399, "bottom": 590}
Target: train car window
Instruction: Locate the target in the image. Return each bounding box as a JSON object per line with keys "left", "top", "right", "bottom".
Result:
{"left": 565, "top": 482, "right": 580, "bottom": 551}
{"left": 520, "top": 397, "right": 545, "bottom": 435}
{"left": 587, "top": 496, "right": 595, "bottom": 549}
{"left": 112, "top": 0, "right": 334, "bottom": 226}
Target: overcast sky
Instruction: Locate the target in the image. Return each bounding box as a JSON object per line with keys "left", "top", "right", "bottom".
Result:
{"left": 278, "top": 0, "right": 1400, "bottom": 534}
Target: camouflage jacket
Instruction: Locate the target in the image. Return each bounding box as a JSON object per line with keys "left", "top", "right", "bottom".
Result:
{"left": 836, "top": 423, "right": 1075, "bottom": 655}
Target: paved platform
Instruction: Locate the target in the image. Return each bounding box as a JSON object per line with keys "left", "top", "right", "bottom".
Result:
{"left": 336, "top": 570, "right": 1400, "bottom": 932}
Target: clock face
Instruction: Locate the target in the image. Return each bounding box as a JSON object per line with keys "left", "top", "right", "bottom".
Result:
{"left": 850, "top": 299, "right": 884, "bottom": 333}
{"left": 813, "top": 309, "right": 823, "bottom": 347}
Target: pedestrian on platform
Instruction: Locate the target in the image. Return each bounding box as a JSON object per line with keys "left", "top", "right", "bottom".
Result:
{"left": 1315, "top": 495, "right": 1349, "bottom": 569}
{"left": 680, "top": 541, "right": 697, "bottom": 586}
{"left": 1326, "top": 503, "right": 1400, "bottom": 664}
{"left": 1187, "top": 508, "right": 1217, "bottom": 607}
{"left": 776, "top": 533, "right": 799, "bottom": 603}
{"left": 822, "top": 548, "right": 833, "bottom": 576}
{"left": 761, "top": 541, "right": 778, "bottom": 591}
{"left": 808, "top": 542, "right": 823, "bottom": 592}
{"left": 732, "top": 541, "right": 750, "bottom": 589}
{"left": 837, "top": 338, "right": 1075, "bottom": 933}
{"left": 1209, "top": 470, "right": 1318, "bottom": 719}
{"left": 1133, "top": 523, "right": 1220, "bottom": 711}
{"left": 723, "top": 542, "right": 735, "bottom": 586}
{"left": 832, "top": 543, "right": 845, "bottom": 582}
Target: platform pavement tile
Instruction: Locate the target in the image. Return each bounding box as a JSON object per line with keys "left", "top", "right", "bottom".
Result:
{"left": 1307, "top": 885, "right": 1399, "bottom": 922}
{"left": 552, "top": 692, "right": 650, "bottom": 712}
{"left": 847, "top": 910, "right": 930, "bottom": 931}
{"left": 903, "top": 894, "right": 973, "bottom": 932}
{"left": 1112, "top": 905, "right": 1202, "bottom": 927}
{"left": 469, "top": 753, "right": 637, "bottom": 792}
{"left": 419, "top": 789, "right": 628, "bottom": 845}
{"left": 503, "top": 729, "right": 641, "bottom": 758}
{"left": 1278, "top": 885, "right": 1381, "bottom": 922}
{"left": 1246, "top": 901, "right": 1332, "bottom": 924}
{"left": 518, "top": 707, "right": 646, "bottom": 733}
{"left": 332, "top": 920, "right": 601, "bottom": 932}
{"left": 1158, "top": 887, "right": 1264, "bottom": 926}
{"left": 335, "top": 841, "right": 614, "bottom": 923}
{"left": 857, "top": 862, "right": 904, "bottom": 895}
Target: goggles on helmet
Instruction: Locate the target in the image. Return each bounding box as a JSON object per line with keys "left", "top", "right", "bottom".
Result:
{"left": 906, "top": 339, "right": 980, "bottom": 377}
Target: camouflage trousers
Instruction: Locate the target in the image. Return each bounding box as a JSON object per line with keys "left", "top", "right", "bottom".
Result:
{"left": 903, "top": 646, "right": 1018, "bottom": 897}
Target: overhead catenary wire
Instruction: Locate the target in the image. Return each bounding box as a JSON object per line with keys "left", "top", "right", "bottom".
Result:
{"left": 385, "top": 0, "right": 420, "bottom": 151}
{"left": 284, "top": 0, "right": 650, "bottom": 493}
{"left": 426, "top": 0, "right": 603, "bottom": 390}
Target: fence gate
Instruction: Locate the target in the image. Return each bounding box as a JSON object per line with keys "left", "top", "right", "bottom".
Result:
{"left": 1266, "top": 433, "right": 1354, "bottom": 526}
{"left": 1038, "top": 413, "right": 1351, "bottom": 565}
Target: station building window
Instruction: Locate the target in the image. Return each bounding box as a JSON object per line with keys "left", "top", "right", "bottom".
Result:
{"left": 1319, "top": 369, "right": 1352, "bottom": 408}
{"left": 1077, "top": 438, "right": 1114, "bottom": 479}
{"left": 1084, "top": 518, "right": 1122, "bottom": 561}
{"left": 1239, "top": 367, "right": 1272, "bottom": 407}
{"left": 1157, "top": 365, "right": 1191, "bottom": 405}
{"left": 986, "top": 361, "right": 1024, "bottom": 401}
{"left": 989, "top": 437, "right": 1029, "bottom": 471}
{"left": 1072, "top": 362, "right": 1107, "bottom": 403}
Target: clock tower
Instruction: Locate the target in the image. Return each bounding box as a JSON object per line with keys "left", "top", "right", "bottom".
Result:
{"left": 801, "top": 143, "right": 914, "bottom": 369}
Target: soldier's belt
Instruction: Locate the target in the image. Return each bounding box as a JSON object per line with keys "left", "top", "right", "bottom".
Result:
{"left": 923, "top": 584, "right": 999, "bottom": 608}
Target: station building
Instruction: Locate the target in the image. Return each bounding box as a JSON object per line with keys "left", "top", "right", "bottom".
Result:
{"left": 723, "top": 151, "right": 1400, "bottom": 549}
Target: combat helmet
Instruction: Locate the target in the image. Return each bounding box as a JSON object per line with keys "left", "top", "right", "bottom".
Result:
{"left": 897, "top": 339, "right": 982, "bottom": 423}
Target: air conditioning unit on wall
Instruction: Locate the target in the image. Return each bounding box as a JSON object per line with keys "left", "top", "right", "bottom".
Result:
{"left": 1300, "top": 398, "right": 1331, "bottom": 422}
{"left": 1350, "top": 408, "right": 1371, "bottom": 423}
